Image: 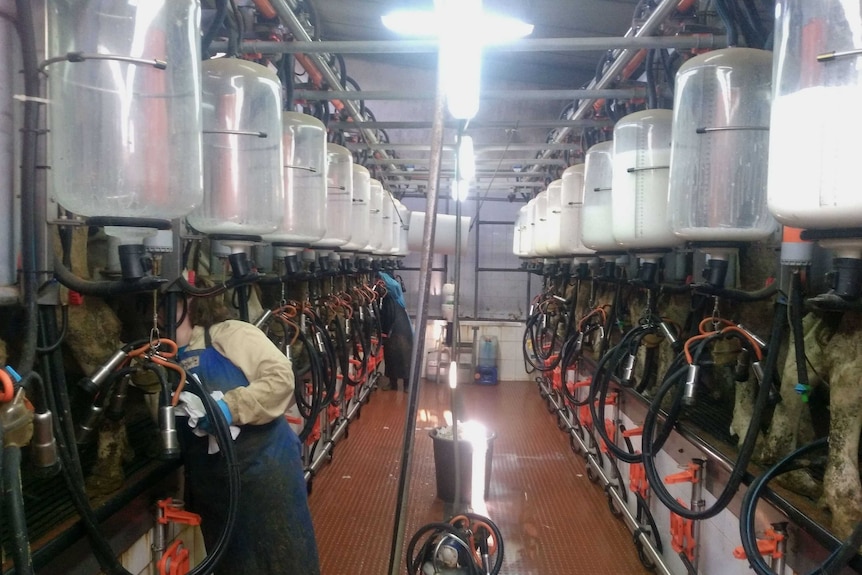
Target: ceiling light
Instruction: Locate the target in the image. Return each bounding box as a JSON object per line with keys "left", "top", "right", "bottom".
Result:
{"left": 457, "top": 135, "right": 476, "bottom": 181}
{"left": 381, "top": 2, "right": 532, "bottom": 121}
{"left": 381, "top": 10, "right": 439, "bottom": 36}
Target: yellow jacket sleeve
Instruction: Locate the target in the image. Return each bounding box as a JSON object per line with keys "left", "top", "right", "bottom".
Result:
{"left": 189, "top": 320, "right": 295, "bottom": 426}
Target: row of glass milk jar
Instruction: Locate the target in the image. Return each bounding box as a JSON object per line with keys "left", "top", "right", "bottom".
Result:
{"left": 514, "top": 2, "right": 862, "bottom": 269}
{"left": 45, "top": 0, "right": 409, "bottom": 271}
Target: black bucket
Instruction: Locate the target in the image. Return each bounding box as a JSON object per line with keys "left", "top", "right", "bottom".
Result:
{"left": 430, "top": 428, "right": 495, "bottom": 503}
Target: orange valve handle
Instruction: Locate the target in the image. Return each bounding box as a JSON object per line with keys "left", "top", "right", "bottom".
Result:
{"left": 732, "top": 529, "right": 784, "bottom": 560}
{"left": 664, "top": 462, "right": 700, "bottom": 485}
{"left": 157, "top": 498, "right": 201, "bottom": 526}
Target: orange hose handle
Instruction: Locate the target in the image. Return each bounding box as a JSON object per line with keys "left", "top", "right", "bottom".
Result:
{"left": 0, "top": 368, "right": 14, "bottom": 403}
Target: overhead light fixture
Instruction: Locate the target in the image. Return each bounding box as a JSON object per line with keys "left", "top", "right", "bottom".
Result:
{"left": 457, "top": 135, "right": 476, "bottom": 181}
{"left": 450, "top": 179, "right": 471, "bottom": 202}
{"left": 382, "top": 1, "right": 533, "bottom": 121}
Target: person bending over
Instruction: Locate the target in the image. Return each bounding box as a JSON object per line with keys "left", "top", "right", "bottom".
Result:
{"left": 174, "top": 287, "right": 320, "bottom": 574}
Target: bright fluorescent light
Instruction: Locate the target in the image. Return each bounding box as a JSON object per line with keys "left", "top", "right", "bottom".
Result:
{"left": 481, "top": 14, "right": 534, "bottom": 44}
{"left": 458, "top": 136, "right": 476, "bottom": 181}
{"left": 381, "top": 10, "right": 439, "bottom": 36}
{"left": 449, "top": 360, "right": 458, "bottom": 389}
{"left": 382, "top": 2, "right": 532, "bottom": 121}
{"left": 450, "top": 179, "right": 470, "bottom": 201}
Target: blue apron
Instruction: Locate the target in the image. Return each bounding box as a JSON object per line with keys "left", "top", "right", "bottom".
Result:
{"left": 178, "top": 329, "right": 320, "bottom": 574}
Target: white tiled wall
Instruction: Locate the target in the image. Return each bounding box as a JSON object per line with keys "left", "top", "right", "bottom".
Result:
{"left": 420, "top": 320, "right": 530, "bottom": 382}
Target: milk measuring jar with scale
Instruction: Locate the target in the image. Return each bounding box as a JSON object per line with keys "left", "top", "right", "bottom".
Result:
{"left": 612, "top": 110, "right": 681, "bottom": 250}
{"left": 47, "top": 0, "right": 203, "bottom": 221}
{"left": 767, "top": 1, "right": 862, "bottom": 229}
{"left": 581, "top": 141, "right": 619, "bottom": 252}
{"left": 669, "top": 48, "right": 775, "bottom": 242}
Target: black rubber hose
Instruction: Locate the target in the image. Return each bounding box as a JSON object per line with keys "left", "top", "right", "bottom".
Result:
{"left": 643, "top": 302, "right": 785, "bottom": 520}
{"left": 293, "top": 329, "right": 323, "bottom": 442}
{"left": 201, "top": 0, "right": 228, "bottom": 58}
{"left": 35, "top": 302, "right": 68, "bottom": 354}
{"left": 713, "top": 0, "right": 739, "bottom": 46}
{"left": 14, "top": 0, "right": 40, "bottom": 380}
{"left": 313, "top": 314, "right": 339, "bottom": 404}
{"left": 164, "top": 271, "right": 261, "bottom": 298}
{"left": 4, "top": 444, "right": 35, "bottom": 575}
{"left": 740, "top": 438, "right": 862, "bottom": 575}
{"left": 282, "top": 53, "right": 295, "bottom": 110}
{"left": 39, "top": 305, "right": 84, "bottom": 479}
{"left": 348, "top": 310, "right": 370, "bottom": 385}
{"left": 452, "top": 512, "right": 506, "bottom": 575}
{"left": 591, "top": 326, "right": 656, "bottom": 463}
{"left": 53, "top": 255, "right": 167, "bottom": 296}
{"left": 185, "top": 373, "right": 241, "bottom": 575}
{"left": 789, "top": 271, "right": 809, "bottom": 394}
{"left": 406, "top": 522, "right": 483, "bottom": 575}
{"left": 691, "top": 281, "right": 779, "bottom": 303}
{"left": 732, "top": 0, "right": 765, "bottom": 49}
{"left": 645, "top": 49, "right": 658, "bottom": 110}
{"left": 658, "top": 49, "right": 675, "bottom": 93}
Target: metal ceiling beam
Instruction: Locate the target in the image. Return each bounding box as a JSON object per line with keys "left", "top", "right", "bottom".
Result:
{"left": 210, "top": 34, "right": 727, "bottom": 54}
{"left": 529, "top": 0, "right": 684, "bottom": 172}
{"left": 383, "top": 176, "right": 545, "bottom": 187}
{"left": 347, "top": 143, "right": 578, "bottom": 151}
{"left": 294, "top": 88, "right": 643, "bottom": 101}
{"left": 362, "top": 158, "right": 567, "bottom": 166}
{"left": 267, "top": 0, "right": 399, "bottom": 172}
{"left": 329, "top": 119, "right": 613, "bottom": 130}
{"left": 383, "top": 170, "right": 552, "bottom": 178}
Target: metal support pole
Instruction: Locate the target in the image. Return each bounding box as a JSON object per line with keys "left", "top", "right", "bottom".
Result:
{"left": 772, "top": 522, "right": 788, "bottom": 574}
{"left": 691, "top": 458, "right": 706, "bottom": 573}
{"left": 387, "top": 61, "right": 447, "bottom": 575}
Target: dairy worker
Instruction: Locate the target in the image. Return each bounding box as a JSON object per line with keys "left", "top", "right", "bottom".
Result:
{"left": 174, "top": 280, "right": 320, "bottom": 574}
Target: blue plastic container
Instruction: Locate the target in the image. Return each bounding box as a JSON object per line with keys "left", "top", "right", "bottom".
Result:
{"left": 477, "top": 336, "right": 498, "bottom": 369}
{"left": 475, "top": 365, "right": 498, "bottom": 385}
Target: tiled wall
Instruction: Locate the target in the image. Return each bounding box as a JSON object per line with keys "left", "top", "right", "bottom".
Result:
{"left": 421, "top": 319, "right": 529, "bottom": 382}
{"left": 399, "top": 197, "right": 534, "bottom": 321}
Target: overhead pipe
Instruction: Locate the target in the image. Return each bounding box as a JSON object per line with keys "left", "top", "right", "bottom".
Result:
{"left": 345, "top": 142, "right": 581, "bottom": 152}
{"left": 294, "top": 88, "right": 644, "bottom": 101}
{"left": 528, "top": 0, "right": 695, "bottom": 173}
{"left": 362, "top": 157, "right": 569, "bottom": 166}
{"left": 266, "top": 0, "right": 398, "bottom": 172}
{"left": 209, "top": 34, "right": 726, "bottom": 55}
{"left": 328, "top": 119, "right": 614, "bottom": 130}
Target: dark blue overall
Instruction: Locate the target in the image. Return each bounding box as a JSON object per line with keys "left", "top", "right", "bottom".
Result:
{"left": 178, "top": 330, "right": 320, "bottom": 574}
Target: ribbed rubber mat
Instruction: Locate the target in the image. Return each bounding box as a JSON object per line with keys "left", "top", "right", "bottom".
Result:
{"left": 309, "top": 379, "right": 651, "bottom": 575}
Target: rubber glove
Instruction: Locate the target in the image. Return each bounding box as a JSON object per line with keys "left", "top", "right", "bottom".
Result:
{"left": 199, "top": 398, "right": 232, "bottom": 434}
